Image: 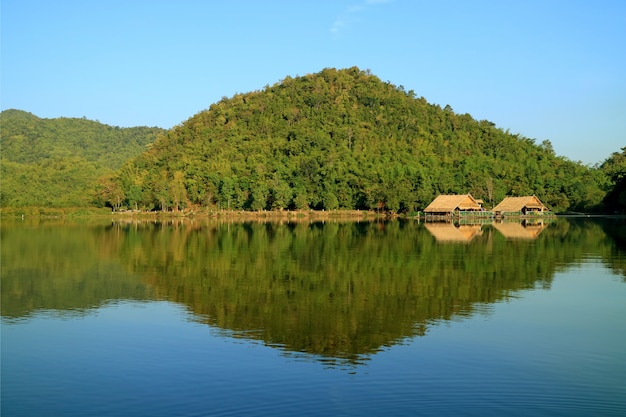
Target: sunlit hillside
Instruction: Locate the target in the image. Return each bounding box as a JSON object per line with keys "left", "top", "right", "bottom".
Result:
{"left": 112, "top": 67, "right": 605, "bottom": 213}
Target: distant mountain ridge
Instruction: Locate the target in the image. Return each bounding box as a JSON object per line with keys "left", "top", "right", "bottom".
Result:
{"left": 0, "top": 109, "right": 165, "bottom": 207}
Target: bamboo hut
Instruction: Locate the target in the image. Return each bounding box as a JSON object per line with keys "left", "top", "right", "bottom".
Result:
{"left": 492, "top": 196, "right": 550, "bottom": 217}
{"left": 423, "top": 194, "right": 484, "bottom": 220}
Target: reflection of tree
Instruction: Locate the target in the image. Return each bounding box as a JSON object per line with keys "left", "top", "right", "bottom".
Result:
{"left": 116, "top": 219, "right": 618, "bottom": 364}
{"left": 2, "top": 218, "right": 623, "bottom": 364}
{"left": 597, "top": 218, "right": 626, "bottom": 280}
{"left": 0, "top": 220, "right": 153, "bottom": 318}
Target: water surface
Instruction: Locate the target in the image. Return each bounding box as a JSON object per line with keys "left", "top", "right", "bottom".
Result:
{"left": 2, "top": 217, "right": 625, "bottom": 416}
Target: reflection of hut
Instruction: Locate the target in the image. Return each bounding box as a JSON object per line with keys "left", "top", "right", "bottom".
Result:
{"left": 424, "top": 223, "right": 483, "bottom": 243}
{"left": 423, "top": 194, "right": 483, "bottom": 220}
{"left": 492, "top": 221, "right": 547, "bottom": 240}
{"left": 492, "top": 196, "right": 550, "bottom": 217}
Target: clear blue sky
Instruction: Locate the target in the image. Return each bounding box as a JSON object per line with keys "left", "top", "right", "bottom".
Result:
{"left": 2, "top": 0, "right": 624, "bottom": 165}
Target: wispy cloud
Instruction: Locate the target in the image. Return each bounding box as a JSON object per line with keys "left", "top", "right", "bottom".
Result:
{"left": 330, "top": 0, "right": 394, "bottom": 37}
{"left": 330, "top": 19, "right": 345, "bottom": 35}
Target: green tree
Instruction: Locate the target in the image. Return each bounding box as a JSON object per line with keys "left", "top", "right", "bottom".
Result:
{"left": 95, "top": 175, "right": 125, "bottom": 211}
{"left": 600, "top": 147, "right": 626, "bottom": 213}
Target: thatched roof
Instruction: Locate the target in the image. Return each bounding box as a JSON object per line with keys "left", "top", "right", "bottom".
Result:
{"left": 424, "top": 223, "right": 483, "bottom": 242}
{"left": 492, "top": 222, "right": 546, "bottom": 240}
{"left": 492, "top": 196, "right": 549, "bottom": 213}
{"left": 424, "top": 194, "right": 482, "bottom": 213}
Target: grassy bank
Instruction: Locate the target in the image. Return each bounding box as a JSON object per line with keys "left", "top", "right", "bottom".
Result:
{"left": 0, "top": 206, "right": 388, "bottom": 222}
{"left": 0, "top": 206, "right": 113, "bottom": 219}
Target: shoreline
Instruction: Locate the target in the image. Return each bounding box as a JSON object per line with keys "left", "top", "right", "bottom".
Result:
{"left": 0, "top": 207, "right": 391, "bottom": 222}
{"left": 1, "top": 207, "right": 623, "bottom": 222}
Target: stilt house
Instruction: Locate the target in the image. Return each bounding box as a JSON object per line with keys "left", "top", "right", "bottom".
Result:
{"left": 492, "top": 196, "right": 550, "bottom": 216}
{"left": 423, "top": 194, "right": 483, "bottom": 218}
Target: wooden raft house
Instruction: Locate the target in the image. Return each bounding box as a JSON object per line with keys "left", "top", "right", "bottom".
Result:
{"left": 492, "top": 196, "right": 550, "bottom": 218}
{"left": 423, "top": 194, "right": 485, "bottom": 221}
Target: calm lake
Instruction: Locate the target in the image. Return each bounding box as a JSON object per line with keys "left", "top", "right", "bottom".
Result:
{"left": 1, "top": 216, "right": 625, "bottom": 417}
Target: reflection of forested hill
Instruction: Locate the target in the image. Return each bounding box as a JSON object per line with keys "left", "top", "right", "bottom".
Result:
{"left": 114, "top": 219, "right": 614, "bottom": 363}
{"left": 0, "top": 221, "right": 153, "bottom": 318}
{"left": 2, "top": 218, "right": 622, "bottom": 363}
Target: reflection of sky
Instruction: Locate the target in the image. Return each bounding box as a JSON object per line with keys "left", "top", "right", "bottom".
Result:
{"left": 366, "top": 265, "right": 626, "bottom": 415}
{"left": 2, "top": 264, "right": 625, "bottom": 417}
{"left": 425, "top": 263, "right": 626, "bottom": 374}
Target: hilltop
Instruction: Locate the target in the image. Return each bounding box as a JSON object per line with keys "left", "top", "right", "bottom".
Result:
{"left": 108, "top": 67, "right": 604, "bottom": 213}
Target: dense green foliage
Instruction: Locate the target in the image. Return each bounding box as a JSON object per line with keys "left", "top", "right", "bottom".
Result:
{"left": 0, "top": 109, "right": 165, "bottom": 207}
{"left": 111, "top": 67, "right": 608, "bottom": 213}
{"left": 598, "top": 147, "right": 626, "bottom": 214}
{"left": 2, "top": 68, "right": 621, "bottom": 213}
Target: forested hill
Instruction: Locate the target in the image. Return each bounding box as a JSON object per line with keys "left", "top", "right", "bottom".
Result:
{"left": 0, "top": 110, "right": 165, "bottom": 207}
{"left": 112, "top": 67, "right": 604, "bottom": 213}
